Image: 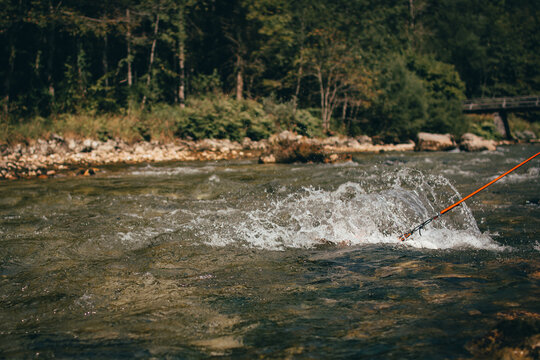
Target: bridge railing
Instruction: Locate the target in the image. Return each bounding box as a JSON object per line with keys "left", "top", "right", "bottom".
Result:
{"left": 463, "top": 95, "right": 540, "bottom": 112}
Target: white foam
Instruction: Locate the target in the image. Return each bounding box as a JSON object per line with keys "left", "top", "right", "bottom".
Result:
{"left": 209, "top": 174, "right": 220, "bottom": 183}
{"left": 441, "top": 168, "right": 475, "bottom": 177}
{"left": 130, "top": 165, "right": 204, "bottom": 176}
{"left": 186, "top": 174, "right": 503, "bottom": 251}
{"left": 495, "top": 167, "right": 539, "bottom": 184}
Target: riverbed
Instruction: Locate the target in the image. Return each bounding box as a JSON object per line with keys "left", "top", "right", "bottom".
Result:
{"left": 1, "top": 145, "right": 539, "bottom": 358}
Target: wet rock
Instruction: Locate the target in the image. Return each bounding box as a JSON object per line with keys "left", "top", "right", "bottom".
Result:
{"left": 96, "top": 140, "right": 116, "bottom": 153}
{"left": 355, "top": 135, "right": 373, "bottom": 145}
{"left": 259, "top": 154, "right": 276, "bottom": 164}
{"left": 195, "top": 139, "right": 219, "bottom": 151}
{"left": 321, "top": 136, "right": 349, "bottom": 147}
{"left": 460, "top": 133, "right": 497, "bottom": 152}
{"left": 49, "top": 133, "right": 65, "bottom": 144}
{"left": 81, "top": 139, "right": 95, "bottom": 153}
{"left": 345, "top": 139, "right": 362, "bottom": 149}
{"left": 67, "top": 139, "right": 78, "bottom": 151}
{"left": 1, "top": 131, "right": 418, "bottom": 181}
{"left": 78, "top": 167, "right": 100, "bottom": 176}
{"left": 269, "top": 130, "right": 299, "bottom": 146}
{"left": 14, "top": 143, "right": 23, "bottom": 155}
{"left": 273, "top": 140, "right": 325, "bottom": 163}
{"left": 241, "top": 137, "right": 254, "bottom": 149}
{"left": 415, "top": 132, "right": 457, "bottom": 151}
{"left": 325, "top": 153, "right": 352, "bottom": 163}
{"left": 515, "top": 130, "right": 537, "bottom": 142}
{"left": 0, "top": 143, "right": 8, "bottom": 156}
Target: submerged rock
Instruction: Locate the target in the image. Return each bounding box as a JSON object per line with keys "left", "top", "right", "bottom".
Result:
{"left": 460, "top": 133, "right": 497, "bottom": 152}
{"left": 466, "top": 310, "right": 540, "bottom": 359}
{"left": 415, "top": 132, "right": 457, "bottom": 151}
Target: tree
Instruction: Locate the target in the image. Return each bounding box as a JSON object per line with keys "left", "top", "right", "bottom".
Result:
{"left": 367, "top": 56, "right": 427, "bottom": 142}
{"left": 220, "top": 0, "right": 257, "bottom": 100}
{"left": 301, "top": 29, "right": 375, "bottom": 133}
{"left": 422, "top": 0, "right": 540, "bottom": 97}
{"left": 407, "top": 53, "right": 467, "bottom": 135}
{"left": 0, "top": 0, "right": 20, "bottom": 116}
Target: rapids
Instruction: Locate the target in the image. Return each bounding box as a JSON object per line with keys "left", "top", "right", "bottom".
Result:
{"left": 1, "top": 145, "right": 539, "bottom": 358}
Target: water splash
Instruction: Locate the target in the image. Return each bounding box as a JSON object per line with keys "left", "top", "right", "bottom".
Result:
{"left": 187, "top": 169, "right": 502, "bottom": 251}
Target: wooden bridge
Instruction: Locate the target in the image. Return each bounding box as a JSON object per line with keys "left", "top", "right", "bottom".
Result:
{"left": 463, "top": 95, "right": 540, "bottom": 113}
{"left": 462, "top": 95, "right": 540, "bottom": 139}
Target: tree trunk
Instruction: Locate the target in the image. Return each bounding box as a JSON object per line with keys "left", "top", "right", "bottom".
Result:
{"left": 178, "top": 42, "right": 185, "bottom": 108}
{"left": 3, "top": 35, "right": 15, "bottom": 115}
{"left": 177, "top": 7, "right": 186, "bottom": 108}
{"left": 103, "top": 34, "right": 109, "bottom": 88}
{"left": 409, "top": 0, "right": 415, "bottom": 29}
{"left": 316, "top": 67, "right": 329, "bottom": 132}
{"left": 341, "top": 97, "right": 348, "bottom": 132}
{"left": 499, "top": 111, "right": 513, "bottom": 140}
{"left": 77, "top": 45, "right": 83, "bottom": 95}
{"left": 236, "top": 54, "right": 243, "bottom": 101}
{"left": 141, "top": 13, "right": 160, "bottom": 108}
{"left": 46, "top": 24, "right": 56, "bottom": 101}
{"left": 293, "top": 60, "right": 303, "bottom": 114}
{"left": 126, "top": 9, "right": 133, "bottom": 87}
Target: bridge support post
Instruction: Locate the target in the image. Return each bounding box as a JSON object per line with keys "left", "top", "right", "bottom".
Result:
{"left": 497, "top": 111, "right": 513, "bottom": 140}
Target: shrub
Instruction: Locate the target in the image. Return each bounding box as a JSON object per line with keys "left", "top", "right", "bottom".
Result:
{"left": 465, "top": 114, "right": 503, "bottom": 140}
{"left": 261, "top": 98, "right": 324, "bottom": 138}
{"left": 175, "top": 96, "right": 275, "bottom": 141}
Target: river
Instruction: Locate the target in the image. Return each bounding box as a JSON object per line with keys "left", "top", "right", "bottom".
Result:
{"left": 1, "top": 144, "right": 539, "bottom": 358}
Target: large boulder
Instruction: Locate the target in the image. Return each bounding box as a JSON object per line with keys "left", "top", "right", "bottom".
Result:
{"left": 415, "top": 132, "right": 456, "bottom": 151}
{"left": 258, "top": 153, "right": 276, "bottom": 164}
{"left": 355, "top": 135, "right": 373, "bottom": 145}
{"left": 459, "top": 133, "right": 497, "bottom": 152}
{"left": 268, "top": 130, "right": 300, "bottom": 146}
{"left": 321, "top": 136, "right": 349, "bottom": 147}
{"left": 492, "top": 113, "right": 509, "bottom": 138}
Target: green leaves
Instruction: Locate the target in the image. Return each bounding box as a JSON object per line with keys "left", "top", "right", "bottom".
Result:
{"left": 174, "top": 96, "right": 274, "bottom": 141}
{"left": 0, "top": 0, "right": 537, "bottom": 139}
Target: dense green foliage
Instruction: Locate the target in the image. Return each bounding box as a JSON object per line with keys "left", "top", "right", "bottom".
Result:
{"left": 0, "top": 0, "right": 538, "bottom": 142}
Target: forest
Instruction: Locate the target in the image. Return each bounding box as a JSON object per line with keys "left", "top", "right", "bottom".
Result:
{"left": 1, "top": 0, "right": 539, "bottom": 143}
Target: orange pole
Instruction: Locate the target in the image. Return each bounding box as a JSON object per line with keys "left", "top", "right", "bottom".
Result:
{"left": 399, "top": 151, "right": 540, "bottom": 242}
{"left": 439, "top": 151, "right": 539, "bottom": 215}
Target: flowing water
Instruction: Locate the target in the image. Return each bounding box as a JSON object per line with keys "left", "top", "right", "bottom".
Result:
{"left": 1, "top": 145, "right": 539, "bottom": 358}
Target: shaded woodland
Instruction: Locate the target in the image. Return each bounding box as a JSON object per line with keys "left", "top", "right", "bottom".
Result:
{"left": 1, "top": 0, "right": 539, "bottom": 142}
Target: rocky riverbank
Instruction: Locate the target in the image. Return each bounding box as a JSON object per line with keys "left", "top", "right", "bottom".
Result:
{"left": 0, "top": 130, "right": 519, "bottom": 180}
{"left": 0, "top": 131, "right": 413, "bottom": 180}
{"left": 0, "top": 136, "right": 258, "bottom": 180}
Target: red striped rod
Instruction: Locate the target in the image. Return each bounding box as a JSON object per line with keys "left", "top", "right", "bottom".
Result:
{"left": 399, "top": 151, "right": 540, "bottom": 242}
